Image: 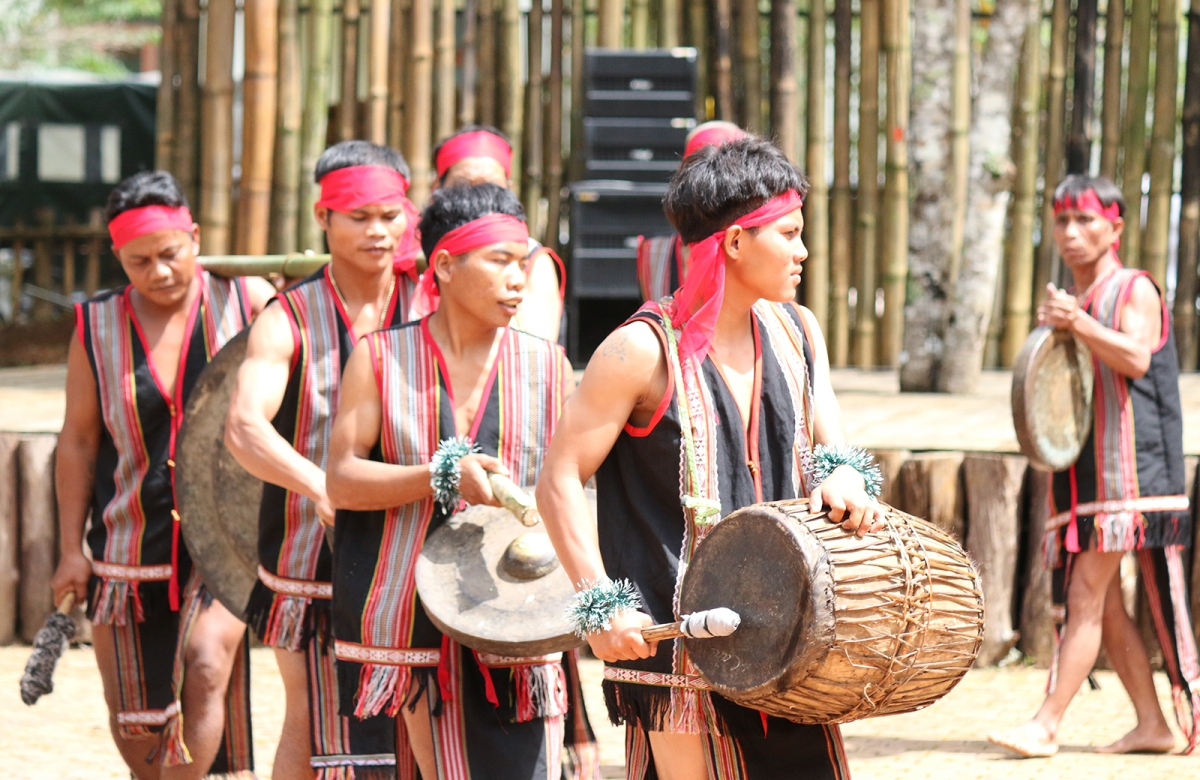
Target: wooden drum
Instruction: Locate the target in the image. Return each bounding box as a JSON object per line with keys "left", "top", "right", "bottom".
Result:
{"left": 678, "top": 498, "right": 984, "bottom": 724}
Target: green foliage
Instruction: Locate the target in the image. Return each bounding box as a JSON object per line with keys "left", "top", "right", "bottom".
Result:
{"left": 43, "top": 0, "right": 161, "bottom": 24}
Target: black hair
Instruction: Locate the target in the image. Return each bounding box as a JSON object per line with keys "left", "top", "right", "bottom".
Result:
{"left": 314, "top": 140, "right": 411, "bottom": 183}
{"left": 432, "top": 125, "right": 512, "bottom": 174}
{"left": 1053, "top": 174, "right": 1126, "bottom": 219}
{"left": 418, "top": 183, "right": 525, "bottom": 258}
{"left": 663, "top": 136, "right": 809, "bottom": 244}
{"left": 105, "top": 170, "right": 188, "bottom": 224}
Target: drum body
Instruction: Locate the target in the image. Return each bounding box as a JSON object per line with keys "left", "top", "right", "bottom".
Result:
{"left": 679, "top": 499, "right": 983, "bottom": 724}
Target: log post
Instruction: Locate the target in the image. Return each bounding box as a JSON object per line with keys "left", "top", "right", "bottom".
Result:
{"left": 0, "top": 435, "right": 19, "bottom": 645}
{"left": 18, "top": 435, "right": 57, "bottom": 644}
{"left": 853, "top": 0, "right": 880, "bottom": 367}
{"left": 1017, "top": 467, "right": 1055, "bottom": 666}
{"left": 237, "top": 0, "right": 279, "bottom": 256}
{"left": 32, "top": 207, "right": 54, "bottom": 321}
{"left": 868, "top": 448, "right": 911, "bottom": 509}
{"left": 896, "top": 452, "right": 964, "bottom": 540}
{"left": 85, "top": 209, "right": 103, "bottom": 297}
{"left": 963, "top": 453, "right": 1028, "bottom": 665}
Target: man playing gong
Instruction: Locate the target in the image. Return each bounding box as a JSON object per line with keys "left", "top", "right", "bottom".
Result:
{"left": 989, "top": 175, "right": 1199, "bottom": 757}
{"left": 225, "top": 140, "right": 417, "bottom": 779}
{"left": 536, "top": 137, "right": 880, "bottom": 779}
{"left": 51, "top": 170, "right": 275, "bottom": 778}
{"left": 325, "top": 182, "right": 574, "bottom": 779}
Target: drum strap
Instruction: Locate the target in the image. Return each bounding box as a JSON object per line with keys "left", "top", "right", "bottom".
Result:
{"left": 660, "top": 311, "right": 721, "bottom": 525}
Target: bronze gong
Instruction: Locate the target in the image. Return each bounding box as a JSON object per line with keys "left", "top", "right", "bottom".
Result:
{"left": 176, "top": 330, "right": 263, "bottom": 615}
{"left": 1011, "top": 325, "right": 1094, "bottom": 472}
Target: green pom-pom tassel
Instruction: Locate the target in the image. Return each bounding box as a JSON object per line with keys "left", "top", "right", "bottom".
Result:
{"left": 431, "top": 436, "right": 479, "bottom": 513}
{"left": 809, "top": 444, "right": 883, "bottom": 500}
{"left": 566, "top": 579, "right": 642, "bottom": 639}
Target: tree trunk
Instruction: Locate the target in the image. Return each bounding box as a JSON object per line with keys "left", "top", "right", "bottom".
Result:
{"left": 388, "top": 0, "right": 409, "bottom": 148}
{"left": 435, "top": 0, "right": 457, "bottom": 141}
{"left": 1018, "top": 468, "right": 1055, "bottom": 666}
{"left": 544, "top": 0, "right": 565, "bottom": 248}
{"left": 524, "top": 0, "right": 544, "bottom": 222}
{"left": 769, "top": 0, "right": 798, "bottom": 162}
{"left": 869, "top": 449, "right": 911, "bottom": 508}
{"left": 897, "top": 0, "right": 956, "bottom": 390}
{"left": 299, "top": 0, "right": 334, "bottom": 251}
{"left": 897, "top": 452, "right": 964, "bottom": 540}
{"left": 879, "top": 0, "right": 909, "bottom": 367}
{"left": 272, "top": 0, "right": 302, "bottom": 254}
{"left": 736, "top": 0, "right": 761, "bottom": 131}
{"left": 200, "top": 0, "right": 235, "bottom": 255}
{"left": 407, "top": 0, "right": 435, "bottom": 206}
{"left": 804, "top": 0, "right": 829, "bottom": 331}
{"left": 1000, "top": 9, "right": 1041, "bottom": 366}
{"left": 499, "top": 0, "right": 523, "bottom": 198}
{"left": 712, "top": 0, "right": 735, "bottom": 120}
{"left": 1176, "top": 4, "right": 1200, "bottom": 370}
{"left": 1120, "top": 0, "right": 1152, "bottom": 268}
{"left": 599, "top": 0, "right": 624, "bottom": 46}
{"left": 155, "top": 0, "right": 178, "bottom": 171}
{"left": 18, "top": 436, "right": 57, "bottom": 645}
{"left": 175, "top": 0, "right": 201, "bottom": 207}
{"left": 1066, "top": 0, "right": 1097, "bottom": 174}
{"left": 1142, "top": 0, "right": 1179, "bottom": 289}
{"left": 366, "top": 0, "right": 390, "bottom": 143}
{"left": 829, "top": 0, "right": 852, "bottom": 366}
{"left": 1099, "top": 0, "right": 1124, "bottom": 181}
{"left": 237, "top": 0, "right": 278, "bottom": 256}
{"left": 0, "top": 435, "right": 18, "bottom": 646}
{"left": 339, "top": 0, "right": 361, "bottom": 141}
{"left": 853, "top": 0, "right": 880, "bottom": 367}
{"left": 1033, "top": 0, "right": 1070, "bottom": 303}
{"left": 938, "top": 0, "right": 1035, "bottom": 394}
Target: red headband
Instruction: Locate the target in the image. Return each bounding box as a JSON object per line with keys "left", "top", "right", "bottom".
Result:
{"left": 658, "top": 190, "right": 805, "bottom": 364}
{"left": 683, "top": 124, "right": 749, "bottom": 159}
{"left": 108, "top": 205, "right": 194, "bottom": 250}
{"left": 410, "top": 213, "right": 530, "bottom": 317}
{"left": 1053, "top": 188, "right": 1122, "bottom": 250}
{"left": 315, "top": 165, "right": 422, "bottom": 279}
{"left": 435, "top": 131, "right": 513, "bottom": 178}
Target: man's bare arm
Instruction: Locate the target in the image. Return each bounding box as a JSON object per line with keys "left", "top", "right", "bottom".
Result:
{"left": 514, "top": 252, "right": 564, "bottom": 342}
{"left": 243, "top": 275, "right": 278, "bottom": 317}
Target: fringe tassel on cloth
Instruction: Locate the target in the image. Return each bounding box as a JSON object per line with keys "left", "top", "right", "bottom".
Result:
{"left": 245, "top": 579, "right": 329, "bottom": 652}
{"left": 601, "top": 677, "right": 724, "bottom": 735}
{"left": 561, "top": 648, "right": 602, "bottom": 780}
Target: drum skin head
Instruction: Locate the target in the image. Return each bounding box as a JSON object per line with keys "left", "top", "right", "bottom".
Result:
{"left": 176, "top": 330, "right": 264, "bottom": 616}
{"left": 1011, "top": 326, "right": 1094, "bottom": 472}
{"left": 679, "top": 504, "right": 836, "bottom": 701}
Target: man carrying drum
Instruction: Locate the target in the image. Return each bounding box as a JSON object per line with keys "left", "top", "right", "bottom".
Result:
{"left": 536, "top": 137, "right": 880, "bottom": 779}
{"left": 989, "top": 175, "right": 1200, "bottom": 757}
{"left": 51, "top": 171, "right": 275, "bottom": 778}
{"left": 325, "top": 183, "right": 574, "bottom": 779}
{"left": 225, "top": 140, "right": 416, "bottom": 779}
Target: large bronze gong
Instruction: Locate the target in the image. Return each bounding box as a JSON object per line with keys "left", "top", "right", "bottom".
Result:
{"left": 1011, "top": 325, "right": 1094, "bottom": 472}
{"left": 176, "top": 330, "right": 263, "bottom": 615}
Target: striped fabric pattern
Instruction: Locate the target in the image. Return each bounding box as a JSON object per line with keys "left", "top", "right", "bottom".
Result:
{"left": 636, "top": 235, "right": 682, "bottom": 303}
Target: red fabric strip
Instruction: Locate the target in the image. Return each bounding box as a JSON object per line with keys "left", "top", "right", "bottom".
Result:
{"left": 315, "top": 165, "right": 421, "bottom": 278}
{"left": 683, "top": 124, "right": 748, "bottom": 159}
{"left": 1053, "top": 188, "right": 1123, "bottom": 249}
{"left": 435, "top": 130, "right": 513, "bottom": 177}
{"left": 108, "top": 206, "right": 193, "bottom": 250}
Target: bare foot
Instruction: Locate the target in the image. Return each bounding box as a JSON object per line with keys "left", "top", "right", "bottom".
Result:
{"left": 1095, "top": 724, "right": 1176, "bottom": 754}
{"left": 987, "top": 722, "right": 1058, "bottom": 758}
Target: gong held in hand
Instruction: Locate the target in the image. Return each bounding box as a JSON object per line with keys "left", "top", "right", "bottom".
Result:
{"left": 1011, "top": 325, "right": 1094, "bottom": 472}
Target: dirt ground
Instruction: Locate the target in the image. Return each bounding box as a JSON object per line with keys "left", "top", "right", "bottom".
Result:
{"left": 2, "top": 646, "right": 1197, "bottom": 779}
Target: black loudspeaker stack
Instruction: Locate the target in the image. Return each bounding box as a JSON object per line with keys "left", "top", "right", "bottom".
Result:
{"left": 567, "top": 48, "right": 698, "bottom": 364}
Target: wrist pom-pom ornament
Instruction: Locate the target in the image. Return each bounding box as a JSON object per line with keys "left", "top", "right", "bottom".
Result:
{"left": 566, "top": 579, "right": 642, "bottom": 639}
{"left": 809, "top": 444, "right": 883, "bottom": 500}
{"left": 431, "top": 436, "right": 480, "bottom": 513}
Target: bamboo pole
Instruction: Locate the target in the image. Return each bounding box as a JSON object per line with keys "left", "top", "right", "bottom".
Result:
{"left": 1142, "top": 0, "right": 1179, "bottom": 289}
{"left": 200, "top": 0, "right": 235, "bottom": 255}
{"left": 1034, "top": 0, "right": 1069, "bottom": 304}
{"left": 796, "top": 4, "right": 807, "bottom": 154}
{"left": 1119, "top": 0, "right": 1151, "bottom": 269}
{"left": 631, "top": 0, "right": 649, "bottom": 48}
{"left": 174, "top": 0, "right": 201, "bottom": 206}
{"left": 435, "top": 0, "right": 457, "bottom": 140}
{"left": 829, "top": 0, "right": 851, "bottom": 366}
{"left": 1000, "top": 9, "right": 1042, "bottom": 366}
{"left": 853, "top": 0, "right": 880, "bottom": 367}
{"left": 660, "top": 0, "right": 679, "bottom": 47}
{"left": 524, "top": 0, "right": 545, "bottom": 222}
{"left": 712, "top": 0, "right": 735, "bottom": 120}
{"left": 460, "top": 0, "right": 479, "bottom": 124}
{"left": 804, "top": 0, "right": 828, "bottom": 331}
{"left": 568, "top": 0, "right": 585, "bottom": 183}
{"left": 387, "top": 0, "right": 408, "bottom": 148}
{"left": 1176, "top": 4, "right": 1200, "bottom": 369}
{"left": 339, "top": 0, "right": 361, "bottom": 141}
{"left": 688, "top": 0, "right": 708, "bottom": 119}
{"left": 237, "top": 0, "right": 278, "bottom": 256}
{"left": 880, "top": 0, "right": 909, "bottom": 367}
{"left": 543, "top": 0, "right": 565, "bottom": 248}
{"left": 1066, "top": 0, "right": 1097, "bottom": 173}
{"left": 499, "top": 0, "right": 523, "bottom": 197}
{"left": 155, "top": 0, "right": 178, "bottom": 170}
{"left": 271, "top": 0, "right": 301, "bottom": 253}
{"left": 948, "top": 0, "right": 970, "bottom": 289}
{"left": 599, "top": 0, "right": 624, "bottom": 46}
{"left": 1099, "top": 0, "right": 1124, "bottom": 180}
{"left": 478, "top": 0, "right": 497, "bottom": 125}
{"left": 299, "top": 0, "right": 334, "bottom": 251}
{"left": 736, "top": 0, "right": 761, "bottom": 131}
{"left": 770, "top": 0, "right": 798, "bottom": 161}
{"left": 366, "top": 0, "right": 390, "bottom": 142}
{"left": 407, "top": 0, "right": 435, "bottom": 205}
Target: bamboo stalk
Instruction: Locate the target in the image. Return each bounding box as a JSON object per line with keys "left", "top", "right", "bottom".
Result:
{"left": 1119, "top": 0, "right": 1152, "bottom": 269}
{"left": 271, "top": 0, "right": 301, "bottom": 253}
{"left": 435, "top": 0, "right": 457, "bottom": 140}
{"left": 387, "top": 0, "right": 408, "bottom": 148}
{"left": 524, "top": 0, "right": 544, "bottom": 222}
{"left": 1034, "top": 0, "right": 1069, "bottom": 304}
{"left": 853, "top": 0, "right": 880, "bottom": 367}
{"left": 829, "top": 0, "right": 851, "bottom": 365}
{"left": 688, "top": 0, "right": 708, "bottom": 119}
{"left": 880, "top": 0, "right": 909, "bottom": 367}
{"left": 660, "top": 0, "right": 679, "bottom": 47}
{"left": 499, "top": 0, "right": 523, "bottom": 196}
{"left": 796, "top": 3, "right": 807, "bottom": 154}
{"left": 339, "top": 0, "right": 361, "bottom": 141}
{"left": 631, "top": 0, "right": 649, "bottom": 48}
{"left": 478, "top": 0, "right": 497, "bottom": 125}
{"left": 155, "top": 0, "right": 178, "bottom": 170}
{"left": 174, "top": 0, "right": 201, "bottom": 206}
{"left": 1099, "top": 0, "right": 1124, "bottom": 180}
{"left": 407, "top": 0, "right": 435, "bottom": 205}
{"left": 948, "top": 0, "right": 969, "bottom": 289}
{"left": 769, "top": 0, "right": 798, "bottom": 161}
{"left": 543, "top": 0, "right": 564, "bottom": 248}
{"left": 200, "top": 0, "right": 236, "bottom": 255}
{"left": 599, "top": 0, "right": 624, "bottom": 46}
{"left": 712, "top": 0, "right": 735, "bottom": 120}
{"left": 460, "top": 0, "right": 479, "bottom": 124}
{"left": 299, "top": 0, "right": 334, "bottom": 251}
{"left": 1176, "top": 5, "right": 1200, "bottom": 369}
{"left": 568, "top": 0, "right": 586, "bottom": 183}
{"left": 736, "top": 0, "right": 761, "bottom": 131}
{"left": 1142, "top": 0, "right": 1179, "bottom": 288}
{"left": 1066, "top": 0, "right": 1097, "bottom": 173}
{"left": 366, "top": 0, "right": 390, "bottom": 142}
{"left": 1000, "top": 8, "right": 1042, "bottom": 366}
{"left": 805, "top": 0, "right": 828, "bottom": 331}
{"left": 236, "top": 0, "right": 278, "bottom": 256}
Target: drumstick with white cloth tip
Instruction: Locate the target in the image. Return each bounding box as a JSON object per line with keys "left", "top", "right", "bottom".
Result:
{"left": 487, "top": 472, "right": 541, "bottom": 526}
{"left": 641, "top": 607, "right": 741, "bottom": 642}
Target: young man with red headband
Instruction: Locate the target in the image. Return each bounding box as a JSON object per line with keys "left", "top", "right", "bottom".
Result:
{"left": 989, "top": 175, "right": 1199, "bottom": 758}
{"left": 636, "top": 120, "right": 748, "bottom": 302}
{"left": 427, "top": 125, "right": 564, "bottom": 342}
{"left": 50, "top": 170, "right": 275, "bottom": 778}
{"left": 326, "top": 183, "right": 575, "bottom": 780}
{"left": 225, "top": 140, "right": 417, "bottom": 779}
{"left": 536, "top": 137, "right": 880, "bottom": 779}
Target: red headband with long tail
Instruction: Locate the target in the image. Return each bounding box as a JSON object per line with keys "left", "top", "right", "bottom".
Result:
{"left": 108, "top": 205, "right": 194, "bottom": 250}
{"left": 410, "top": 213, "right": 530, "bottom": 316}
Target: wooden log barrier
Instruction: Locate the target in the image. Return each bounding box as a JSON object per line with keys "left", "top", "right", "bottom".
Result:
{"left": 869, "top": 448, "right": 911, "bottom": 508}
{"left": 0, "top": 434, "right": 20, "bottom": 645}
{"left": 964, "top": 453, "right": 1028, "bottom": 666}
{"left": 1017, "top": 466, "right": 1054, "bottom": 666}
{"left": 18, "top": 435, "right": 57, "bottom": 644}
{"left": 896, "top": 452, "right": 964, "bottom": 539}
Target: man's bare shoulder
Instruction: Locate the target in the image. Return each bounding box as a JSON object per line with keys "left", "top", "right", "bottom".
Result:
{"left": 243, "top": 276, "right": 279, "bottom": 315}
{"left": 593, "top": 319, "right": 664, "bottom": 367}
{"left": 245, "top": 299, "right": 295, "bottom": 363}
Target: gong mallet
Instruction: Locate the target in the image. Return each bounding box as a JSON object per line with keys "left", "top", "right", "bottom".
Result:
{"left": 20, "top": 592, "right": 78, "bottom": 705}
{"left": 641, "top": 607, "right": 742, "bottom": 641}
{"left": 488, "top": 473, "right": 541, "bottom": 526}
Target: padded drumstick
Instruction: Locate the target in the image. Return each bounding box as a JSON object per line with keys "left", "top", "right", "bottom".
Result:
{"left": 488, "top": 473, "right": 541, "bottom": 526}
{"left": 641, "top": 608, "right": 741, "bottom": 642}
{"left": 20, "top": 592, "right": 77, "bottom": 705}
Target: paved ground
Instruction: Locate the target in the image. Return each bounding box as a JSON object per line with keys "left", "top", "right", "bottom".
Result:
{"left": 2, "top": 646, "right": 1196, "bottom": 779}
